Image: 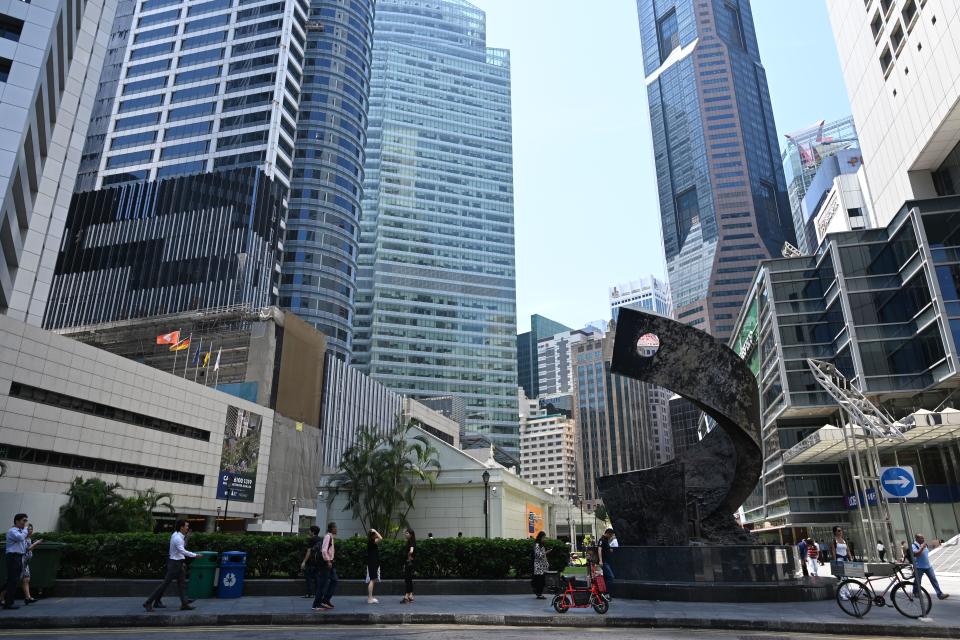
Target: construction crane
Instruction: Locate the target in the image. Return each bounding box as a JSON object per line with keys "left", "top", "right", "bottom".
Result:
{"left": 807, "top": 359, "right": 908, "bottom": 561}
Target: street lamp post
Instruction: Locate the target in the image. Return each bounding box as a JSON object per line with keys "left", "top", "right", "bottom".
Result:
{"left": 216, "top": 506, "right": 221, "bottom": 532}
{"left": 482, "top": 469, "right": 490, "bottom": 539}
{"left": 577, "top": 494, "right": 584, "bottom": 546}
{"left": 290, "top": 497, "right": 298, "bottom": 534}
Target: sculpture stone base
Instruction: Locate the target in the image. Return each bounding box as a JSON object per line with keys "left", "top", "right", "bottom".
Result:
{"left": 607, "top": 545, "right": 834, "bottom": 602}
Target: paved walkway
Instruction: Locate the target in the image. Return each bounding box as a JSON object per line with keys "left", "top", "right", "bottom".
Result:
{"left": 1, "top": 577, "right": 958, "bottom": 637}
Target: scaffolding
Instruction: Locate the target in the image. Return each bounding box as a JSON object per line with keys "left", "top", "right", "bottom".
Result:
{"left": 807, "top": 359, "right": 907, "bottom": 560}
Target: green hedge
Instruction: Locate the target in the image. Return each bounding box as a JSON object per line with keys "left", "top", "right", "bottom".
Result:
{"left": 37, "top": 533, "right": 569, "bottom": 580}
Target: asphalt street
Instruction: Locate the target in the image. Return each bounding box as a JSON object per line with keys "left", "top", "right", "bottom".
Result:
{"left": 7, "top": 625, "right": 952, "bottom": 640}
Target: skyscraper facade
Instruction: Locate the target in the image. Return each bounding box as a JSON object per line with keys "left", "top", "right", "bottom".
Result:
{"left": 517, "top": 314, "right": 571, "bottom": 399}
{"left": 352, "top": 0, "right": 519, "bottom": 454}
{"left": 637, "top": 0, "right": 796, "bottom": 340}
{"left": 608, "top": 275, "right": 672, "bottom": 321}
{"left": 279, "top": 0, "right": 375, "bottom": 360}
{"left": 0, "top": 0, "right": 118, "bottom": 324}
{"left": 781, "top": 116, "right": 859, "bottom": 254}
{"left": 83, "top": 0, "right": 306, "bottom": 190}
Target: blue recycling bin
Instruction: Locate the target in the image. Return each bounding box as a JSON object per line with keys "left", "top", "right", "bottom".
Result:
{"left": 217, "top": 551, "right": 247, "bottom": 598}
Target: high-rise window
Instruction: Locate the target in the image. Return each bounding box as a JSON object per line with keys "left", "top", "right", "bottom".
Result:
{"left": 675, "top": 186, "right": 699, "bottom": 244}
{"left": 724, "top": 2, "right": 745, "bottom": 49}
{"left": 657, "top": 9, "right": 679, "bottom": 63}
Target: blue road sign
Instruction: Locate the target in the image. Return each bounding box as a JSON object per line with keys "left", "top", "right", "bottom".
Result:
{"left": 880, "top": 466, "right": 918, "bottom": 499}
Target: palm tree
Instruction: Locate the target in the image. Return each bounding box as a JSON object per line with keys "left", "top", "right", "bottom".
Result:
{"left": 59, "top": 478, "right": 176, "bottom": 532}
{"left": 332, "top": 417, "right": 441, "bottom": 536}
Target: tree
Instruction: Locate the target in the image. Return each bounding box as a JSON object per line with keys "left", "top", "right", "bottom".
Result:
{"left": 59, "top": 477, "right": 175, "bottom": 532}
{"left": 332, "top": 418, "right": 441, "bottom": 536}
{"left": 594, "top": 504, "right": 608, "bottom": 523}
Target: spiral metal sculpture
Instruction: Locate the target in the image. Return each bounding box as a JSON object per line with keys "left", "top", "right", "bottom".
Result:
{"left": 596, "top": 308, "right": 762, "bottom": 545}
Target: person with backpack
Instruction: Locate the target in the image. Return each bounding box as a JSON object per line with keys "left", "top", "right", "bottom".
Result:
{"left": 797, "top": 538, "right": 809, "bottom": 577}
{"left": 531, "top": 531, "right": 549, "bottom": 599}
{"left": 310, "top": 522, "right": 338, "bottom": 611}
{"left": 598, "top": 528, "right": 615, "bottom": 596}
{"left": 300, "top": 525, "right": 321, "bottom": 599}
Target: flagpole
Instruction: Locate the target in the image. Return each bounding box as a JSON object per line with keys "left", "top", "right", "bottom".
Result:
{"left": 193, "top": 338, "right": 203, "bottom": 383}
{"left": 183, "top": 333, "right": 192, "bottom": 378}
{"left": 171, "top": 327, "right": 181, "bottom": 374}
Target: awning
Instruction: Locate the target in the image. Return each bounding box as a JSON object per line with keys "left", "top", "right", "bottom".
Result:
{"left": 783, "top": 408, "right": 960, "bottom": 465}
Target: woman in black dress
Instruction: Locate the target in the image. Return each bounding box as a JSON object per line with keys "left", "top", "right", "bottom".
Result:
{"left": 401, "top": 528, "right": 416, "bottom": 603}
{"left": 366, "top": 528, "right": 382, "bottom": 603}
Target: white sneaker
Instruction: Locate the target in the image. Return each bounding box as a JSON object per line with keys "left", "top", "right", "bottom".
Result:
{"left": 367, "top": 598, "right": 379, "bottom": 604}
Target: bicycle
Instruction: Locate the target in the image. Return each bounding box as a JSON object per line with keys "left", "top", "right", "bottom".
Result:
{"left": 835, "top": 562, "right": 932, "bottom": 619}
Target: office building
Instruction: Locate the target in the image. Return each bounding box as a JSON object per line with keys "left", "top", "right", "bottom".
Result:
{"left": 351, "top": 0, "right": 519, "bottom": 455}
{"left": 571, "top": 326, "right": 653, "bottom": 510}
{"left": 729, "top": 198, "right": 960, "bottom": 543}
{"left": 519, "top": 404, "right": 578, "bottom": 500}
{"left": 78, "top": 0, "right": 305, "bottom": 189}
{"left": 781, "top": 117, "right": 859, "bottom": 254}
{"left": 609, "top": 275, "right": 672, "bottom": 321}
{"left": 803, "top": 149, "right": 873, "bottom": 247}
{"left": 669, "top": 394, "right": 700, "bottom": 457}
{"left": 537, "top": 328, "right": 600, "bottom": 396}
{"left": 517, "top": 314, "right": 571, "bottom": 399}
{"left": 637, "top": 0, "right": 796, "bottom": 340}
{"left": 0, "top": 0, "right": 118, "bottom": 325}
{"left": 279, "top": 0, "right": 375, "bottom": 360}
{"left": 44, "top": 168, "right": 285, "bottom": 329}
{"left": 827, "top": 0, "right": 960, "bottom": 226}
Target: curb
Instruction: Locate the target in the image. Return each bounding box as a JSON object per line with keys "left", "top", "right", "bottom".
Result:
{"left": 2, "top": 611, "right": 957, "bottom": 637}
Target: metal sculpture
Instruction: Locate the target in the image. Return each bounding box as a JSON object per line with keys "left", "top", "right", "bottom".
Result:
{"left": 597, "top": 308, "right": 762, "bottom": 545}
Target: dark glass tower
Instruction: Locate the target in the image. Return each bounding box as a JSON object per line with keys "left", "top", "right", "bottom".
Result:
{"left": 637, "top": 0, "right": 796, "bottom": 340}
{"left": 280, "top": 0, "right": 376, "bottom": 361}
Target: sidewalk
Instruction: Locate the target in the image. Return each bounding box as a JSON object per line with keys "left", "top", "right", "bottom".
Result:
{"left": 1, "top": 584, "right": 957, "bottom": 637}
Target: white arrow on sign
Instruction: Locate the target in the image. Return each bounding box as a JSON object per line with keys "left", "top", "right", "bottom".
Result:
{"left": 884, "top": 477, "right": 911, "bottom": 488}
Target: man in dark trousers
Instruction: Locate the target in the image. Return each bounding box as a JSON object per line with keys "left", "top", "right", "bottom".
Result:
{"left": 300, "top": 525, "right": 322, "bottom": 598}
{"left": 4, "top": 513, "right": 28, "bottom": 609}
{"left": 143, "top": 520, "right": 198, "bottom": 612}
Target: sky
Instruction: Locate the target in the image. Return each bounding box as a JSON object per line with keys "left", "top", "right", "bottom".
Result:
{"left": 467, "top": 0, "right": 854, "bottom": 333}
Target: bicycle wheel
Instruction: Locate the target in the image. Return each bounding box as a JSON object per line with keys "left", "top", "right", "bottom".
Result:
{"left": 552, "top": 594, "right": 569, "bottom": 613}
{"left": 591, "top": 593, "right": 609, "bottom": 614}
{"left": 892, "top": 583, "right": 931, "bottom": 619}
{"left": 836, "top": 579, "right": 872, "bottom": 618}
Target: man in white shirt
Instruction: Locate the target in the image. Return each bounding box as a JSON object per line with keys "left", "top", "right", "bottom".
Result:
{"left": 4, "top": 513, "right": 28, "bottom": 609}
{"left": 143, "top": 520, "right": 198, "bottom": 612}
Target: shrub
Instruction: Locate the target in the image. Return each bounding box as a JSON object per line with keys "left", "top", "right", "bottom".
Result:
{"left": 37, "top": 533, "right": 569, "bottom": 579}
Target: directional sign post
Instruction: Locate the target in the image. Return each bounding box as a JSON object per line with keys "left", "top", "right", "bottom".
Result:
{"left": 880, "top": 466, "right": 918, "bottom": 500}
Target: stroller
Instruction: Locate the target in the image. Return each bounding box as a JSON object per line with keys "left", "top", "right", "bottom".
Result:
{"left": 551, "top": 546, "right": 609, "bottom": 614}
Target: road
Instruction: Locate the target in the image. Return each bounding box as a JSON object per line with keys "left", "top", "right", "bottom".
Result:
{"left": 10, "top": 626, "right": 953, "bottom": 640}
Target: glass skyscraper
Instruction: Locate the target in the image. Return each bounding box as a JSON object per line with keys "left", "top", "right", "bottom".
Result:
{"left": 352, "top": 0, "right": 519, "bottom": 454}
{"left": 279, "top": 0, "right": 375, "bottom": 360}
{"left": 637, "top": 0, "right": 796, "bottom": 340}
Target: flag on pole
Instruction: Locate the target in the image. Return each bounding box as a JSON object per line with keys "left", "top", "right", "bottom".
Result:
{"left": 191, "top": 339, "right": 204, "bottom": 366}
{"left": 202, "top": 347, "right": 212, "bottom": 367}
{"left": 213, "top": 347, "right": 221, "bottom": 371}
{"left": 170, "top": 337, "right": 191, "bottom": 352}
{"left": 156, "top": 331, "right": 181, "bottom": 345}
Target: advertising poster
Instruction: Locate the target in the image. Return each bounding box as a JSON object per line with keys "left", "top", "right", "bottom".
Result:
{"left": 217, "top": 406, "right": 262, "bottom": 502}
{"left": 526, "top": 502, "right": 545, "bottom": 536}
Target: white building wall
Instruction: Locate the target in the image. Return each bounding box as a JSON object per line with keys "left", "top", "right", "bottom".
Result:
{"left": 0, "top": 0, "right": 117, "bottom": 324}
{"left": 827, "top": 0, "right": 960, "bottom": 224}
{"left": 519, "top": 413, "right": 577, "bottom": 500}
{"left": 0, "top": 314, "right": 274, "bottom": 531}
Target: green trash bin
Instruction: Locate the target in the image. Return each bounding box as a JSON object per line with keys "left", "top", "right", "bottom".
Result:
{"left": 187, "top": 551, "right": 219, "bottom": 599}
{"left": 25, "top": 541, "right": 67, "bottom": 592}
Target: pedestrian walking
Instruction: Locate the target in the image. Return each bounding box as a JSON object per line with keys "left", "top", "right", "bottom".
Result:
{"left": 143, "top": 519, "right": 197, "bottom": 612}
{"left": 300, "top": 525, "right": 321, "bottom": 599}
{"left": 598, "top": 528, "right": 615, "bottom": 595}
{"left": 311, "top": 522, "right": 338, "bottom": 610}
{"left": 401, "top": 528, "right": 416, "bottom": 604}
{"left": 913, "top": 533, "right": 949, "bottom": 600}
{"left": 20, "top": 524, "right": 42, "bottom": 604}
{"left": 531, "top": 531, "right": 549, "bottom": 599}
{"left": 806, "top": 538, "right": 820, "bottom": 576}
{"left": 797, "top": 538, "right": 809, "bottom": 577}
{"left": 831, "top": 526, "right": 849, "bottom": 563}
{"left": 366, "top": 528, "right": 382, "bottom": 604}
{"left": 877, "top": 540, "right": 886, "bottom": 562}
{"left": 3, "top": 513, "right": 28, "bottom": 609}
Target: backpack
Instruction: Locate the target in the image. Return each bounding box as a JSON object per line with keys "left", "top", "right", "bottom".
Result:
{"left": 308, "top": 537, "right": 323, "bottom": 566}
